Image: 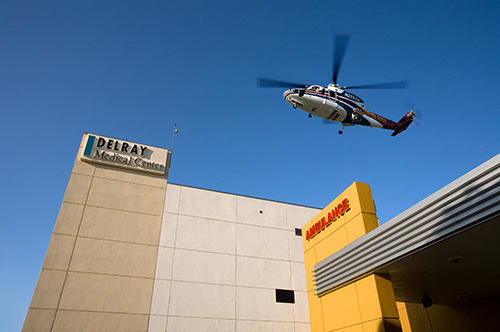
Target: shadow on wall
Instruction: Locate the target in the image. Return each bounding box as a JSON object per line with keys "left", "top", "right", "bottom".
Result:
{"left": 378, "top": 318, "right": 403, "bottom": 332}
{"left": 404, "top": 294, "right": 500, "bottom": 332}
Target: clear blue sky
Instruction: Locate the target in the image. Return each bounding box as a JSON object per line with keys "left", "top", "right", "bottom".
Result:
{"left": 1, "top": 0, "right": 499, "bottom": 330}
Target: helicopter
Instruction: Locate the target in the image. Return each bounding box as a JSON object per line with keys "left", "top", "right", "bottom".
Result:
{"left": 258, "top": 34, "right": 416, "bottom": 136}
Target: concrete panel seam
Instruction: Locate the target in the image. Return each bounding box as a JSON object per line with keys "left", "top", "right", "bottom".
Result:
{"left": 59, "top": 201, "right": 85, "bottom": 207}
{"left": 163, "top": 187, "right": 182, "bottom": 331}
{"left": 55, "top": 234, "right": 159, "bottom": 247}
{"left": 49, "top": 233, "right": 75, "bottom": 239}
{"left": 234, "top": 198, "right": 238, "bottom": 332}
{"left": 61, "top": 200, "right": 86, "bottom": 206}
{"left": 56, "top": 270, "right": 155, "bottom": 280}
{"left": 148, "top": 314, "right": 308, "bottom": 324}
{"left": 151, "top": 314, "right": 236, "bottom": 321}
{"left": 152, "top": 315, "right": 309, "bottom": 324}
{"left": 146, "top": 184, "right": 168, "bottom": 331}
{"left": 168, "top": 181, "right": 321, "bottom": 210}
{"left": 83, "top": 204, "right": 162, "bottom": 217}
{"left": 353, "top": 282, "right": 364, "bottom": 327}
{"left": 283, "top": 217, "right": 296, "bottom": 322}
{"left": 69, "top": 172, "right": 93, "bottom": 179}
{"left": 160, "top": 314, "right": 301, "bottom": 323}
{"left": 172, "top": 212, "right": 298, "bottom": 232}
{"left": 72, "top": 162, "right": 168, "bottom": 186}
{"left": 45, "top": 308, "right": 151, "bottom": 316}
{"left": 156, "top": 279, "right": 308, "bottom": 291}
{"left": 41, "top": 267, "right": 74, "bottom": 273}
{"left": 155, "top": 246, "right": 305, "bottom": 263}
{"left": 50, "top": 167, "right": 96, "bottom": 332}
{"left": 91, "top": 174, "right": 167, "bottom": 189}
{"left": 29, "top": 305, "right": 59, "bottom": 310}
{"left": 26, "top": 308, "right": 56, "bottom": 311}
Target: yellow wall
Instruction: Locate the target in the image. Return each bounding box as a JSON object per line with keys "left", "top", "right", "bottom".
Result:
{"left": 302, "top": 182, "right": 402, "bottom": 332}
{"left": 303, "top": 182, "right": 500, "bottom": 332}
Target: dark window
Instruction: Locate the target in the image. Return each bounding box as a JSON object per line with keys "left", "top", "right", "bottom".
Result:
{"left": 276, "top": 289, "right": 295, "bottom": 304}
{"left": 295, "top": 228, "right": 302, "bottom": 236}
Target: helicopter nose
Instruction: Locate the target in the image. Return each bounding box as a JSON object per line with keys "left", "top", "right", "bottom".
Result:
{"left": 283, "top": 89, "right": 296, "bottom": 102}
{"left": 283, "top": 89, "right": 305, "bottom": 109}
{"left": 283, "top": 89, "right": 305, "bottom": 99}
{"left": 283, "top": 89, "right": 294, "bottom": 99}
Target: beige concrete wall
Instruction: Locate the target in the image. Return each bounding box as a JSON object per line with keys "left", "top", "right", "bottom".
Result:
{"left": 23, "top": 133, "right": 320, "bottom": 332}
{"left": 148, "top": 184, "right": 320, "bottom": 332}
{"left": 22, "top": 135, "right": 168, "bottom": 332}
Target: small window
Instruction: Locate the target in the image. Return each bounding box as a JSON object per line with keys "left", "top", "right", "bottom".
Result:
{"left": 295, "top": 228, "right": 302, "bottom": 236}
{"left": 276, "top": 289, "right": 295, "bottom": 304}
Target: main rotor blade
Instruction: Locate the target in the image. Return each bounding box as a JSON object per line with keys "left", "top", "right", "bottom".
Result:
{"left": 257, "top": 78, "right": 308, "bottom": 88}
{"left": 332, "top": 34, "right": 351, "bottom": 85}
{"left": 342, "top": 81, "right": 408, "bottom": 90}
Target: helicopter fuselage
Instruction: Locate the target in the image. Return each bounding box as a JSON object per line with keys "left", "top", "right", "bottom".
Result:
{"left": 283, "top": 84, "right": 384, "bottom": 128}
{"left": 260, "top": 34, "right": 415, "bottom": 136}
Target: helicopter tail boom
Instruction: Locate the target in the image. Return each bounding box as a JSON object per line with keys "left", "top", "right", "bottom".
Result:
{"left": 391, "top": 112, "right": 415, "bottom": 136}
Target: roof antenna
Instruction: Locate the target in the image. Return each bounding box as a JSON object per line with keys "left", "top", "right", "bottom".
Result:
{"left": 171, "top": 123, "right": 178, "bottom": 151}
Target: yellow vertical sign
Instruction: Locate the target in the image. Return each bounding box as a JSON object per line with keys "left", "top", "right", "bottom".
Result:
{"left": 302, "top": 182, "right": 401, "bottom": 332}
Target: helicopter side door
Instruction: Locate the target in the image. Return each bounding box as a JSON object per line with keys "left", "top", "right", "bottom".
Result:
{"left": 325, "top": 89, "right": 349, "bottom": 123}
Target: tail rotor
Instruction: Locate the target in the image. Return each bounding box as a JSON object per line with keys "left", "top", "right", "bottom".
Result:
{"left": 405, "top": 103, "right": 423, "bottom": 126}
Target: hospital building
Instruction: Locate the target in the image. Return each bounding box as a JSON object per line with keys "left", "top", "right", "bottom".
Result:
{"left": 22, "top": 133, "right": 500, "bottom": 331}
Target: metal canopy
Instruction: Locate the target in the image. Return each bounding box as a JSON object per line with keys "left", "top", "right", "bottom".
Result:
{"left": 312, "top": 153, "right": 500, "bottom": 306}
